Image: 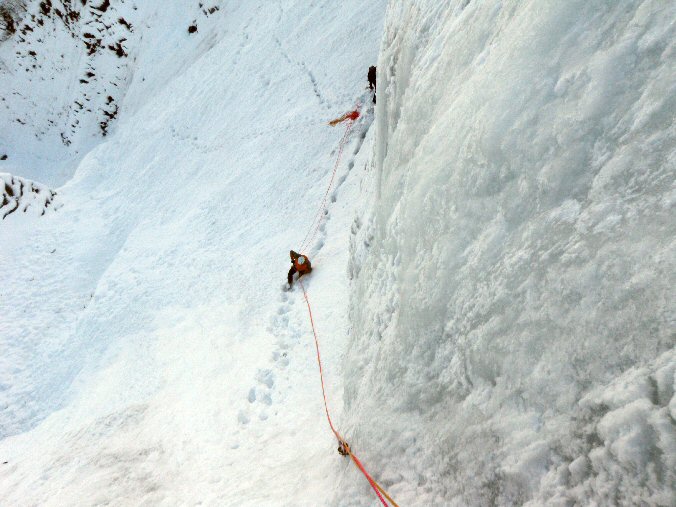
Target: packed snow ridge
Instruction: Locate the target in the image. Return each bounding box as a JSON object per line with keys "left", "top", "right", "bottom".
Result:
{"left": 1, "top": 0, "right": 674, "bottom": 506}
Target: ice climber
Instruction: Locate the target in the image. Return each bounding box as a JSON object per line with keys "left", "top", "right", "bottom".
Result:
{"left": 287, "top": 250, "right": 312, "bottom": 287}
{"left": 368, "top": 65, "right": 376, "bottom": 103}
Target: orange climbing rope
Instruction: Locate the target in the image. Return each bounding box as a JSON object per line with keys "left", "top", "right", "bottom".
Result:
{"left": 299, "top": 279, "right": 399, "bottom": 507}
{"left": 299, "top": 106, "right": 360, "bottom": 253}
{"left": 292, "top": 103, "right": 398, "bottom": 506}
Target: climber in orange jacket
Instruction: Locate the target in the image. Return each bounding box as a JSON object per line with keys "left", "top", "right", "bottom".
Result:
{"left": 288, "top": 250, "right": 312, "bottom": 287}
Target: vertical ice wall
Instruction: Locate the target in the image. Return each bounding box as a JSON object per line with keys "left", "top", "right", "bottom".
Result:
{"left": 346, "top": 1, "right": 675, "bottom": 504}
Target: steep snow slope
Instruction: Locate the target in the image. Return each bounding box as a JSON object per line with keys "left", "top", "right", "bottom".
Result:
{"left": 347, "top": 0, "right": 675, "bottom": 505}
{"left": 0, "top": 1, "right": 386, "bottom": 505}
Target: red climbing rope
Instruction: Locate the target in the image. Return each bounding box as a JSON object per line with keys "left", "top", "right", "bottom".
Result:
{"left": 299, "top": 279, "right": 398, "bottom": 507}
{"left": 299, "top": 105, "right": 360, "bottom": 253}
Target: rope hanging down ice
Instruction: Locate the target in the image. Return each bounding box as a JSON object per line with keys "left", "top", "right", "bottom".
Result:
{"left": 299, "top": 279, "right": 398, "bottom": 507}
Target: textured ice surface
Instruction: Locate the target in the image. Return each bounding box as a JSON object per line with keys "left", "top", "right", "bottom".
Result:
{"left": 346, "top": 0, "right": 675, "bottom": 504}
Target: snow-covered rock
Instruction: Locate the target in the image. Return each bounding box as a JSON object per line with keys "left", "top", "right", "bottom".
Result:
{"left": 1, "top": 172, "right": 57, "bottom": 219}
{"left": 0, "top": 0, "right": 225, "bottom": 186}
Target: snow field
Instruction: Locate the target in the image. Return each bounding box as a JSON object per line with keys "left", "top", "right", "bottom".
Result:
{"left": 1, "top": 1, "right": 386, "bottom": 505}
